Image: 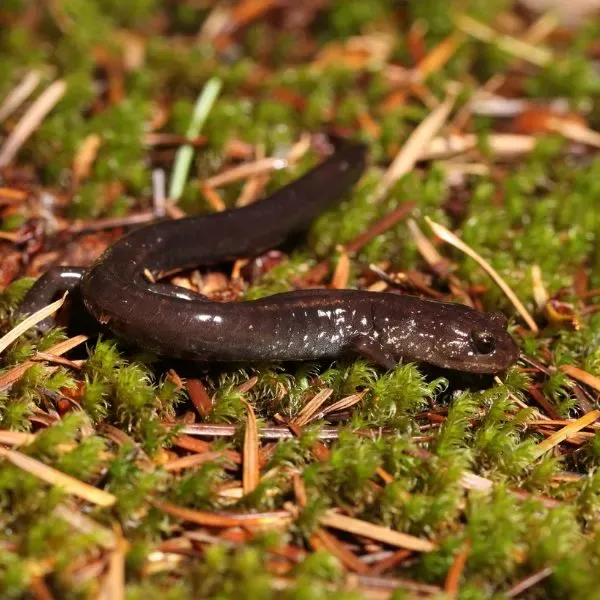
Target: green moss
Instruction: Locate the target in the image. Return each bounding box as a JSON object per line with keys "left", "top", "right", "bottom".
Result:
{"left": 3, "top": 1, "right": 600, "bottom": 596}
{"left": 527, "top": 57, "right": 600, "bottom": 102}
{"left": 324, "top": 0, "right": 395, "bottom": 40}
{"left": 0, "top": 553, "right": 28, "bottom": 600}
{"left": 542, "top": 371, "right": 577, "bottom": 417}
{"left": 243, "top": 254, "right": 314, "bottom": 300}
{"left": 1, "top": 214, "right": 25, "bottom": 232}
{"left": 0, "top": 279, "right": 33, "bottom": 316}
{"left": 453, "top": 146, "right": 600, "bottom": 313}
{"left": 471, "top": 388, "right": 536, "bottom": 477}
{"left": 170, "top": 461, "right": 226, "bottom": 509}
{"left": 96, "top": 0, "right": 159, "bottom": 27}
{"left": 362, "top": 364, "right": 447, "bottom": 428}
{"left": 106, "top": 446, "right": 165, "bottom": 521}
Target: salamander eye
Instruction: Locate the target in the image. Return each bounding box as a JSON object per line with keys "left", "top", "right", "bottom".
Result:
{"left": 471, "top": 330, "right": 496, "bottom": 354}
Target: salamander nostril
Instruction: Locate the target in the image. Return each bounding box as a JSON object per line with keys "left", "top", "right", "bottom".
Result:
{"left": 471, "top": 330, "right": 496, "bottom": 354}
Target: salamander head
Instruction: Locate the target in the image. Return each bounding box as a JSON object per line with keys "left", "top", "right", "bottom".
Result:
{"left": 454, "top": 310, "right": 520, "bottom": 373}
{"left": 375, "top": 298, "right": 520, "bottom": 374}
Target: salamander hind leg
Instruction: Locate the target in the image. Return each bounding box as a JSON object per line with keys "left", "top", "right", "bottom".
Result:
{"left": 350, "top": 334, "right": 397, "bottom": 370}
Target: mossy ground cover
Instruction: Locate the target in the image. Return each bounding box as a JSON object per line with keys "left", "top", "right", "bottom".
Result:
{"left": 1, "top": 1, "right": 600, "bottom": 598}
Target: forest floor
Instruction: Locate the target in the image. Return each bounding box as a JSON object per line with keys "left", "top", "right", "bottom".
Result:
{"left": 2, "top": 1, "right": 600, "bottom": 598}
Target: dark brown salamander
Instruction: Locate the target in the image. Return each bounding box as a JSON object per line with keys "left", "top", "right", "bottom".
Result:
{"left": 17, "top": 142, "right": 519, "bottom": 373}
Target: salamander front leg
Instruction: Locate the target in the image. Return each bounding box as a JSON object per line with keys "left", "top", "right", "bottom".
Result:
{"left": 350, "top": 335, "right": 397, "bottom": 370}
{"left": 16, "top": 267, "right": 86, "bottom": 332}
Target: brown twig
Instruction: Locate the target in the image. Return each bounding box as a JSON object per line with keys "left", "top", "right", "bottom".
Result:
{"left": 506, "top": 567, "right": 553, "bottom": 598}
{"left": 444, "top": 540, "right": 471, "bottom": 599}
{"left": 304, "top": 202, "right": 416, "bottom": 284}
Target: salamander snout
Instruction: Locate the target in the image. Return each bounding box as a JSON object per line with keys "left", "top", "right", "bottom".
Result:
{"left": 464, "top": 311, "right": 520, "bottom": 373}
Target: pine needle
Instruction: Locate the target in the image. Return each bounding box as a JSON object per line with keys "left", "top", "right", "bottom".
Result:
{"left": 72, "top": 133, "right": 102, "bottom": 184}
{"left": 311, "top": 528, "right": 369, "bottom": 574}
{"left": 0, "top": 362, "right": 39, "bottom": 392}
{"left": 201, "top": 182, "right": 226, "bottom": 211}
{"left": 0, "top": 430, "right": 35, "bottom": 446}
{"left": 0, "top": 70, "right": 41, "bottom": 124}
{"left": 413, "top": 32, "right": 465, "bottom": 81}
{"left": 293, "top": 388, "right": 334, "bottom": 427}
{"left": 186, "top": 378, "right": 213, "bottom": 418}
{"left": 374, "top": 87, "right": 458, "bottom": 202}
{"left": 0, "top": 334, "right": 87, "bottom": 391}
{"left": 309, "top": 392, "right": 367, "bottom": 423}
{"left": 444, "top": 540, "right": 471, "bottom": 599}
{"left": 560, "top": 365, "right": 600, "bottom": 393}
{"left": 531, "top": 265, "right": 549, "bottom": 312}
{"left": 241, "top": 399, "right": 260, "bottom": 494}
{"left": 236, "top": 376, "right": 259, "bottom": 394}
{"left": 331, "top": 248, "right": 351, "bottom": 290}
{"left": 163, "top": 452, "right": 225, "bottom": 472}
{"left": 455, "top": 14, "right": 552, "bottom": 67}
{"left": 205, "top": 156, "right": 287, "bottom": 188}
{"left": 0, "top": 446, "right": 116, "bottom": 507}
{"left": 153, "top": 500, "right": 292, "bottom": 528}
{"left": 98, "top": 530, "right": 127, "bottom": 600}
{"left": 407, "top": 219, "right": 446, "bottom": 271}
{"left": 0, "top": 80, "right": 66, "bottom": 167}
{"left": 460, "top": 471, "right": 493, "bottom": 492}
{"left": 533, "top": 410, "right": 600, "bottom": 458}
{"left": 420, "top": 133, "right": 536, "bottom": 160}
{"left": 547, "top": 118, "right": 600, "bottom": 148}
{"left": 0, "top": 293, "right": 68, "bottom": 355}
{"left": 320, "top": 511, "right": 436, "bottom": 552}
{"left": 506, "top": 567, "right": 554, "bottom": 598}
{"left": 425, "top": 218, "right": 539, "bottom": 332}
{"left": 53, "top": 504, "right": 116, "bottom": 549}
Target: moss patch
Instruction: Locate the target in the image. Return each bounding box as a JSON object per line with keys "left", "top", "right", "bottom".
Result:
{"left": 1, "top": 1, "right": 600, "bottom": 598}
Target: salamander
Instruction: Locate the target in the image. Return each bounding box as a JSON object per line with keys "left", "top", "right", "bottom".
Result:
{"left": 17, "top": 142, "right": 519, "bottom": 373}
